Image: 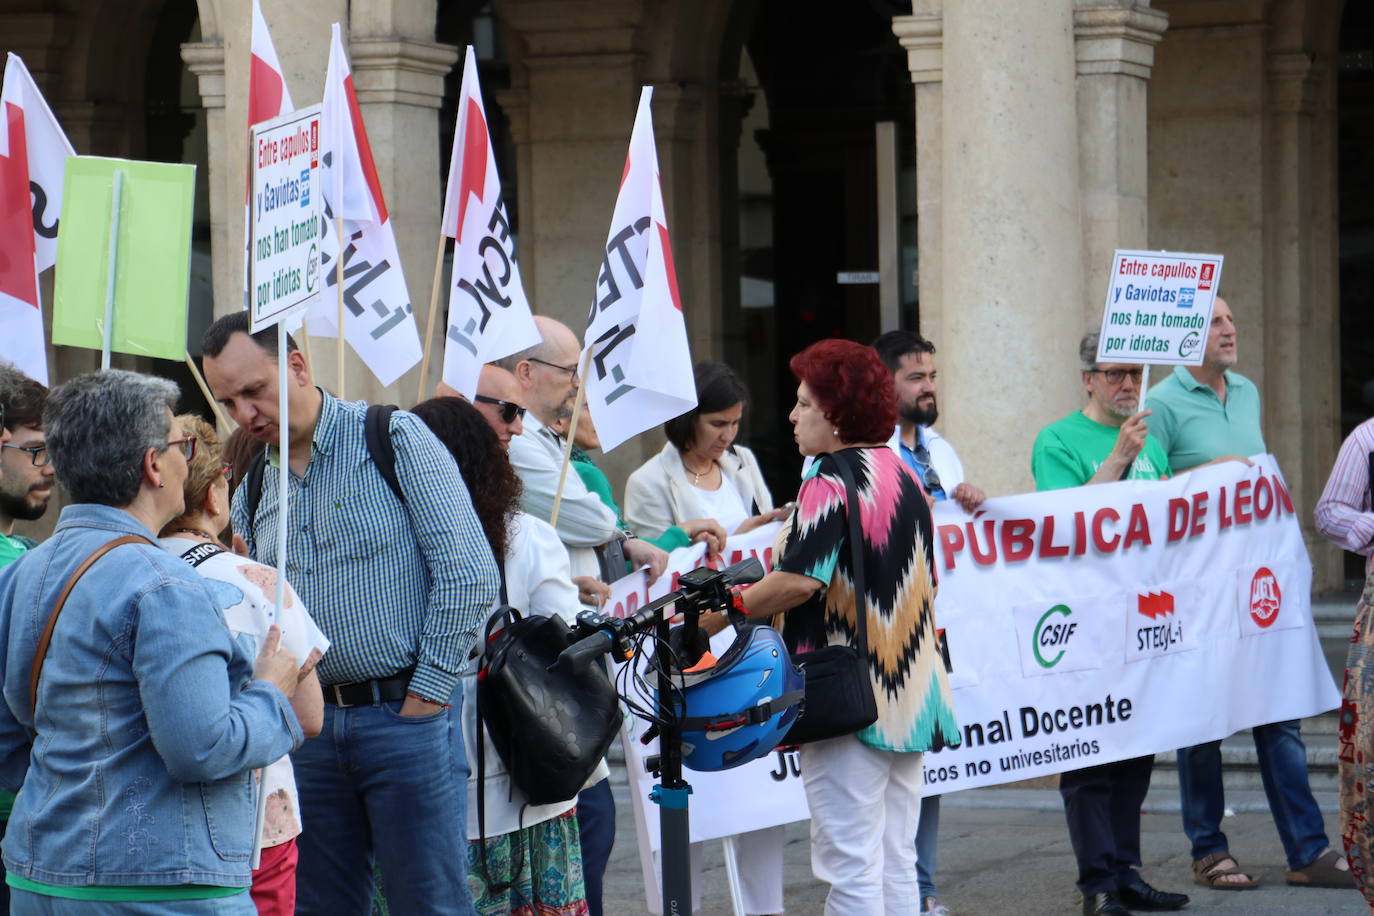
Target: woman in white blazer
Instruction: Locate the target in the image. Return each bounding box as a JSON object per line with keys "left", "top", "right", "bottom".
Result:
{"left": 624, "top": 361, "right": 791, "bottom": 916}
{"left": 625, "top": 361, "right": 789, "bottom": 543}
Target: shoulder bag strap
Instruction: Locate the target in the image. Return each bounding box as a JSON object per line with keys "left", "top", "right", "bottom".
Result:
{"left": 364, "top": 404, "right": 405, "bottom": 504}
{"left": 831, "top": 450, "right": 869, "bottom": 659}
{"left": 243, "top": 447, "right": 267, "bottom": 532}
{"left": 30, "top": 535, "right": 155, "bottom": 716}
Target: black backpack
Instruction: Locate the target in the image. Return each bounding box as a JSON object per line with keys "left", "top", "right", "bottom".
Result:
{"left": 240, "top": 404, "right": 404, "bottom": 531}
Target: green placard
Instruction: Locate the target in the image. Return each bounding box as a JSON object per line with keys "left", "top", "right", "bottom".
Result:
{"left": 52, "top": 156, "right": 195, "bottom": 361}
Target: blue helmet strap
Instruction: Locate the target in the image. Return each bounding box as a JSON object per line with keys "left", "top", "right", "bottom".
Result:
{"left": 679, "top": 688, "right": 805, "bottom": 733}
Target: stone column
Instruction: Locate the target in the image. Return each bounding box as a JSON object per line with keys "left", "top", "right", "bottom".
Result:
{"left": 1265, "top": 48, "right": 1342, "bottom": 588}
{"left": 939, "top": 0, "right": 1087, "bottom": 497}
{"left": 1073, "top": 2, "right": 1168, "bottom": 327}
{"left": 892, "top": 3, "right": 945, "bottom": 347}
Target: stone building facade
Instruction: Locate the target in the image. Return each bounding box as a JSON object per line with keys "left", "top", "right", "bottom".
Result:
{"left": 3, "top": 0, "right": 1366, "bottom": 589}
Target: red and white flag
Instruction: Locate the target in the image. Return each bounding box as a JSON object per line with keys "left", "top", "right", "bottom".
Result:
{"left": 312, "top": 22, "right": 421, "bottom": 387}
{"left": 438, "top": 46, "right": 538, "bottom": 399}
{"left": 243, "top": 0, "right": 294, "bottom": 310}
{"left": 0, "top": 53, "right": 73, "bottom": 385}
{"left": 582, "top": 87, "right": 695, "bottom": 451}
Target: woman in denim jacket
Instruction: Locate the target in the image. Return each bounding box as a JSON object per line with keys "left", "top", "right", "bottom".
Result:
{"left": 0, "top": 371, "right": 304, "bottom": 914}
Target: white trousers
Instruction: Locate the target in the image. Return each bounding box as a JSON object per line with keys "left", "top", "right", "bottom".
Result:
{"left": 690, "top": 824, "right": 786, "bottom": 914}
{"left": 800, "top": 735, "right": 924, "bottom": 916}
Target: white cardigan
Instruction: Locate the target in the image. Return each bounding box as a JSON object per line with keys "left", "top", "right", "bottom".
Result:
{"left": 462, "top": 512, "right": 607, "bottom": 839}
{"left": 623, "top": 441, "right": 774, "bottom": 539}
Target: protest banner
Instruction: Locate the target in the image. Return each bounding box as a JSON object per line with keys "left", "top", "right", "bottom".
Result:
{"left": 310, "top": 23, "right": 423, "bottom": 390}
{"left": 0, "top": 53, "right": 73, "bottom": 384}
{"left": 924, "top": 453, "right": 1335, "bottom": 791}
{"left": 52, "top": 157, "right": 195, "bottom": 365}
{"left": 1095, "top": 249, "right": 1224, "bottom": 367}
{"left": 249, "top": 106, "right": 322, "bottom": 332}
{"left": 580, "top": 86, "right": 696, "bottom": 453}
{"left": 424, "top": 46, "right": 540, "bottom": 402}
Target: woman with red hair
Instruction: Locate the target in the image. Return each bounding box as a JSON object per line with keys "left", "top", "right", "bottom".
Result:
{"left": 710, "top": 338, "right": 959, "bottom": 915}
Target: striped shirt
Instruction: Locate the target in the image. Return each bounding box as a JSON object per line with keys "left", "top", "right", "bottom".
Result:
{"left": 231, "top": 391, "right": 499, "bottom": 703}
{"left": 1315, "top": 416, "right": 1374, "bottom": 576}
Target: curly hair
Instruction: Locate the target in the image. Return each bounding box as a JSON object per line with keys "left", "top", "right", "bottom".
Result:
{"left": 410, "top": 397, "right": 522, "bottom": 562}
{"left": 162, "top": 414, "right": 225, "bottom": 534}
{"left": 789, "top": 338, "right": 897, "bottom": 444}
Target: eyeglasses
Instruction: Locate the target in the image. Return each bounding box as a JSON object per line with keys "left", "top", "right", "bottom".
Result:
{"left": 528, "top": 357, "right": 578, "bottom": 378}
{"left": 165, "top": 437, "right": 197, "bottom": 460}
{"left": 1, "top": 443, "right": 49, "bottom": 467}
{"left": 1089, "top": 368, "right": 1144, "bottom": 385}
{"left": 474, "top": 395, "right": 527, "bottom": 424}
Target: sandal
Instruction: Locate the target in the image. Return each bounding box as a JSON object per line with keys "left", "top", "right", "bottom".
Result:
{"left": 1192, "top": 851, "right": 1260, "bottom": 889}
{"left": 1286, "top": 848, "right": 1356, "bottom": 888}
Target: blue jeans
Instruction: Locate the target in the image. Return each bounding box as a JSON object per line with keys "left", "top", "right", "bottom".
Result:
{"left": 293, "top": 696, "right": 474, "bottom": 915}
{"left": 916, "top": 794, "right": 940, "bottom": 900}
{"left": 1177, "top": 720, "right": 1328, "bottom": 872}
{"left": 10, "top": 889, "right": 253, "bottom": 914}
{"left": 577, "top": 778, "right": 616, "bottom": 916}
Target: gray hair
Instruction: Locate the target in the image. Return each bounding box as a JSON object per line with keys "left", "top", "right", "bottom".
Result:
{"left": 44, "top": 370, "right": 180, "bottom": 506}
{"left": 1079, "top": 331, "right": 1100, "bottom": 373}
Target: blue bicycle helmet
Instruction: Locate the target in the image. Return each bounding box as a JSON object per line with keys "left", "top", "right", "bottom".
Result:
{"left": 664, "top": 623, "right": 805, "bottom": 772}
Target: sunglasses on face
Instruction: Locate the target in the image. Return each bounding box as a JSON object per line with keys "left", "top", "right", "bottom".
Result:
{"left": 1089, "top": 368, "right": 1144, "bottom": 385}
{"left": 475, "top": 395, "right": 527, "bottom": 424}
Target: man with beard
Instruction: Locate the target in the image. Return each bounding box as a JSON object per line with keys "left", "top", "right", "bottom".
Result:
{"left": 871, "top": 331, "right": 982, "bottom": 916}
{"left": 1031, "top": 331, "right": 1186, "bottom": 916}
{"left": 0, "top": 366, "right": 51, "bottom": 567}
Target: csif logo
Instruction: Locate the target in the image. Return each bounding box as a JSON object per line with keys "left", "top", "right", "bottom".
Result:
{"left": 1178, "top": 331, "right": 1201, "bottom": 359}
{"left": 1032, "top": 604, "right": 1076, "bottom": 669}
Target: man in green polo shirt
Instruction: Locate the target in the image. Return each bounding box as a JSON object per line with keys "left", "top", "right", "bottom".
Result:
{"left": 1031, "top": 331, "right": 1187, "bottom": 916}
{"left": 1145, "top": 297, "right": 1353, "bottom": 892}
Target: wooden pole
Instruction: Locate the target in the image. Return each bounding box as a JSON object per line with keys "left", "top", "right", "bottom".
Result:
{"left": 184, "top": 352, "right": 233, "bottom": 431}
{"left": 416, "top": 234, "right": 447, "bottom": 403}
{"left": 335, "top": 216, "right": 346, "bottom": 399}
{"left": 549, "top": 349, "right": 593, "bottom": 528}
{"left": 299, "top": 317, "right": 315, "bottom": 375}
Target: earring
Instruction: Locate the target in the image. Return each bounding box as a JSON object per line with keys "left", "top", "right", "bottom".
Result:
{"left": 832, "top": 429, "right": 839, "bottom": 437}
{"left": 158, "top": 482, "right": 165, "bottom": 488}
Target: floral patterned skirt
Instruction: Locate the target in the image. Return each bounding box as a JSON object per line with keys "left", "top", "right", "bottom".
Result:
{"left": 1339, "top": 571, "right": 1374, "bottom": 904}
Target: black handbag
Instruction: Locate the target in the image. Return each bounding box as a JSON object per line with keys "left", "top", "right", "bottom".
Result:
{"left": 782, "top": 451, "right": 880, "bottom": 745}
{"left": 477, "top": 605, "right": 621, "bottom": 806}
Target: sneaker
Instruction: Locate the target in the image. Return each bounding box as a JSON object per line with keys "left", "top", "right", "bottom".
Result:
{"left": 922, "top": 897, "right": 951, "bottom": 916}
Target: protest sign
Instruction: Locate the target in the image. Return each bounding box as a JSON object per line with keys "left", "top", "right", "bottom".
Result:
{"left": 430, "top": 46, "right": 540, "bottom": 401}
{"left": 249, "top": 105, "right": 323, "bottom": 332}
{"left": 581, "top": 87, "right": 696, "bottom": 452}
{"left": 310, "top": 23, "right": 423, "bottom": 388}
{"left": 0, "top": 53, "right": 74, "bottom": 383}
{"left": 924, "top": 454, "right": 1336, "bottom": 792}
{"left": 52, "top": 156, "right": 195, "bottom": 361}
{"left": 243, "top": 0, "right": 295, "bottom": 313}
{"left": 1095, "top": 249, "right": 1224, "bottom": 366}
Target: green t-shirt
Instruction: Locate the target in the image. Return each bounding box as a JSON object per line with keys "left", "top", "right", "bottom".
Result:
{"left": 1031, "top": 410, "right": 1170, "bottom": 492}
{"left": 0, "top": 533, "right": 35, "bottom": 570}
{"left": 7, "top": 874, "right": 245, "bottom": 902}
{"left": 1144, "top": 365, "right": 1266, "bottom": 474}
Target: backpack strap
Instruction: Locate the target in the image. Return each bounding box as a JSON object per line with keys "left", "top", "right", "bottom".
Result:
{"left": 31, "top": 535, "right": 154, "bottom": 716}
{"left": 364, "top": 404, "right": 404, "bottom": 504}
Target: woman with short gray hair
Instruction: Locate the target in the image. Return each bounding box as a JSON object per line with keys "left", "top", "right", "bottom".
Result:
{"left": 0, "top": 369, "right": 305, "bottom": 914}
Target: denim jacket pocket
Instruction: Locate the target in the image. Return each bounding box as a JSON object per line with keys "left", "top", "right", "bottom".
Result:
{"left": 200, "top": 772, "right": 255, "bottom": 861}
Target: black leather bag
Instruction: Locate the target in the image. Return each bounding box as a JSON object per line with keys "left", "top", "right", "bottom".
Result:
{"left": 782, "top": 452, "right": 879, "bottom": 745}
{"left": 477, "top": 606, "right": 621, "bottom": 806}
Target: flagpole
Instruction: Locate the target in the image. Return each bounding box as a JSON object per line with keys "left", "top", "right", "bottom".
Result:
{"left": 101, "top": 168, "right": 125, "bottom": 370}
{"left": 549, "top": 349, "right": 593, "bottom": 528}
{"left": 416, "top": 235, "right": 446, "bottom": 403}
{"left": 184, "top": 352, "right": 233, "bottom": 431}
{"left": 335, "top": 216, "right": 346, "bottom": 399}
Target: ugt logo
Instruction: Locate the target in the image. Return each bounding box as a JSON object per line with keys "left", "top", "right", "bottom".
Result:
{"left": 1249, "top": 567, "right": 1281, "bottom": 628}
{"left": 1033, "top": 604, "right": 1076, "bottom": 669}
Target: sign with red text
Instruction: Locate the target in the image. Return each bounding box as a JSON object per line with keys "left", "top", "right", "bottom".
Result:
{"left": 1096, "top": 248, "right": 1223, "bottom": 365}
{"left": 923, "top": 454, "right": 1337, "bottom": 795}
{"left": 249, "top": 105, "right": 322, "bottom": 331}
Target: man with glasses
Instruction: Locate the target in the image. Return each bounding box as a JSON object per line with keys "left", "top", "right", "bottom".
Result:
{"left": 1031, "top": 331, "right": 1186, "bottom": 916}
{"left": 0, "top": 366, "right": 48, "bottom": 568}
{"left": 870, "top": 331, "right": 982, "bottom": 916}
{"left": 1144, "top": 296, "right": 1352, "bottom": 892}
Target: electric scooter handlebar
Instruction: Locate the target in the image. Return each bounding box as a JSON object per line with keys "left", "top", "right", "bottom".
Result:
{"left": 549, "top": 558, "right": 765, "bottom": 677}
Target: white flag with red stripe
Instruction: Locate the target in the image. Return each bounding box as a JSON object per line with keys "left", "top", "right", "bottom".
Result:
{"left": 310, "top": 23, "right": 421, "bottom": 387}
{"left": 438, "top": 47, "right": 538, "bottom": 399}
{"left": 243, "top": 0, "right": 294, "bottom": 312}
{"left": 0, "top": 53, "right": 73, "bottom": 384}
{"left": 582, "top": 87, "right": 695, "bottom": 451}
